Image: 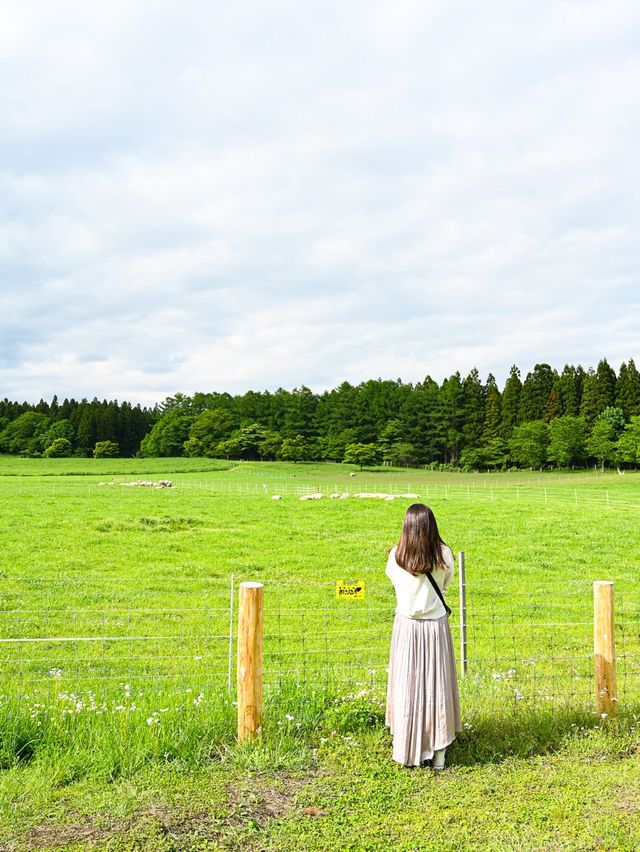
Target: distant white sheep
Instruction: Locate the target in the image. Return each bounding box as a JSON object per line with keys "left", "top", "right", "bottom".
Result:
{"left": 355, "top": 492, "right": 392, "bottom": 499}
{"left": 300, "top": 493, "right": 323, "bottom": 501}
{"left": 271, "top": 495, "right": 282, "bottom": 500}
{"left": 119, "top": 480, "right": 173, "bottom": 488}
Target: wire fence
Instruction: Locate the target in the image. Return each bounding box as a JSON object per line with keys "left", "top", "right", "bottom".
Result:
{"left": 1, "top": 572, "right": 638, "bottom": 715}
{"left": 7, "top": 472, "right": 640, "bottom": 514}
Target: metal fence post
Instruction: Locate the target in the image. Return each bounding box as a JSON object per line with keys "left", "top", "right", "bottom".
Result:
{"left": 227, "top": 574, "right": 234, "bottom": 692}
{"left": 458, "top": 551, "right": 467, "bottom": 678}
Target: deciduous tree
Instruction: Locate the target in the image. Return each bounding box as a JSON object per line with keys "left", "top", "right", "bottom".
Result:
{"left": 343, "top": 443, "right": 381, "bottom": 470}
{"left": 508, "top": 421, "right": 550, "bottom": 468}
{"left": 547, "top": 416, "right": 586, "bottom": 467}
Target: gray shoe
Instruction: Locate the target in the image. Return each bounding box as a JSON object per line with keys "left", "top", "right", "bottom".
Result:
{"left": 432, "top": 747, "right": 446, "bottom": 770}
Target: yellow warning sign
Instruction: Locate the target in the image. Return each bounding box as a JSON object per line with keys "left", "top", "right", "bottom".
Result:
{"left": 336, "top": 579, "right": 365, "bottom": 599}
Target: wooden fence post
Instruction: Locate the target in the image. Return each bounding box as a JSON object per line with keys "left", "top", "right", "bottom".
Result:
{"left": 237, "top": 581, "right": 264, "bottom": 741}
{"left": 594, "top": 581, "right": 617, "bottom": 717}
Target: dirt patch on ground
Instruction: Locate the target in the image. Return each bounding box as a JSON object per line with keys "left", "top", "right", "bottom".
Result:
{"left": 226, "top": 773, "right": 308, "bottom": 826}
{"left": 23, "top": 804, "right": 221, "bottom": 850}
{"left": 20, "top": 772, "right": 317, "bottom": 850}
{"left": 21, "top": 815, "right": 111, "bottom": 849}
{"left": 614, "top": 782, "right": 639, "bottom": 816}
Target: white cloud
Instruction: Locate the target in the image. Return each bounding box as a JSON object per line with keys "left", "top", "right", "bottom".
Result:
{"left": 1, "top": 0, "right": 639, "bottom": 404}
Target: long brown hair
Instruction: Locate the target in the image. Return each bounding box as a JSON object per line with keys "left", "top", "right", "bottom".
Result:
{"left": 395, "top": 503, "right": 448, "bottom": 575}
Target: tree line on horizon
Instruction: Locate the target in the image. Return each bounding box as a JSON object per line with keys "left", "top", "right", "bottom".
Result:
{"left": 0, "top": 397, "right": 154, "bottom": 459}
{"left": 3, "top": 358, "right": 638, "bottom": 470}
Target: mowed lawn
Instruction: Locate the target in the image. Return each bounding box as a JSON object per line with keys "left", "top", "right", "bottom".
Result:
{"left": 0, "top": 458, "right": 639, "bottom": 850}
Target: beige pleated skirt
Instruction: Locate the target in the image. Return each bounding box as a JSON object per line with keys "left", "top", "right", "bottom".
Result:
{"left": 386, "top": 613, "right": 462, "bottom": 767}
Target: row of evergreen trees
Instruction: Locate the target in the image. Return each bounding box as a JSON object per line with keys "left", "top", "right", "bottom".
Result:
{"left": 0, "top": 397, "right": 155, "bottom": 458}
{"left": 1, "top": 359, "right": 639, "bottom": 467}
{"left": 137, "top": 358, "right": 640, "bottom": 469}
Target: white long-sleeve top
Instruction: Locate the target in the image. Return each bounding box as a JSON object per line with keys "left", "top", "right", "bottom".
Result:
{"left": 386, "top": 544, "right": 455, "bottom": 620}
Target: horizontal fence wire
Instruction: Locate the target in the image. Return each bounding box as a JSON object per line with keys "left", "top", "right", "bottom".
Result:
{"left": 0, "top": 575, "right": 638, "bottom": 718}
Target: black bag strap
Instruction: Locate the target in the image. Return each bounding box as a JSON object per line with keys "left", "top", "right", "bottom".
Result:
{"left": 426, "top": 572, "right": 452, "bottom": 617}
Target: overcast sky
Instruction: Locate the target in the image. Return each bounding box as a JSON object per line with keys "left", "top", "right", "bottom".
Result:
{"left": 1, "top": 1, "right": 639, "bottom": 405}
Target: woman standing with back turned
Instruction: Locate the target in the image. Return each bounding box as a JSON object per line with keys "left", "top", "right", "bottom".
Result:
{"left": 386, "top": 503, "right": 461, "bottom": 769}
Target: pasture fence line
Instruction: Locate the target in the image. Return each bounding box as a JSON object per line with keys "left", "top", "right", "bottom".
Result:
{"left": 7, "top": 473, "right": 640, "bottom": 515}
{"left": 0, "top": 571, "right": 637, "bottom": 731}
{"left": 86, "top": 477, "right": 640, "bottom": 514}
{"left": 234, "top": 574, "right": 622, "bottom": 742}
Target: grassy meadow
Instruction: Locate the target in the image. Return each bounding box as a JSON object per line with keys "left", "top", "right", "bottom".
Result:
{"left": 0, "top": 457, "right": 639, "bottom": 850}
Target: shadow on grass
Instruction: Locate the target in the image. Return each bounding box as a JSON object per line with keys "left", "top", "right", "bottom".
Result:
{"left": 449, "top": 703, "right": 640, "bottom": 766}
{"left": 264, "top": 679, "right": 640, "bottom": 765}
{"left": 301, "top": 685, "right": 640, "bottom": 768}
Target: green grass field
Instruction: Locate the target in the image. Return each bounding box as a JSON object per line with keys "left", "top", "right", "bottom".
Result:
{"left": 0, "top": 458, "right": 639, "bottom": 850}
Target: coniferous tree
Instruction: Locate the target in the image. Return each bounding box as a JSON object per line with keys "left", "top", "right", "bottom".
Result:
{"left": 437, "top": 373, "right": 464, "bottom": 465}
{"left": 400, "top": 377, "right": 440, "bottom": 463}
{"left": 545, "top": 377, "right": 563, "bottom": 421}
{"left": 482, "top": 374, "right": 502, "bottom": 443}
{"left": 557, "top": 365, "right": 582, "bottom": 416}
{"left": 461, "top": 368, "right": 485, "bottom": 450}
{"left": 75, "top": 408, "right": 97, "bottom": 454}
{"left": 322, "top": 382, "right": 357, "bottom": 437}
{"left": 595, "top": 358, "right": 617, "bottom": 410}
{"left": 519, "top": 364, "right": 556, "bottom": 422}
{"left": 378, "top": 419, "right": 404, "bottom": 460}
{"left": 282, "top": 386, "right": 317, "bottom": 439}
{"left": 616, "top": 359, "right": 640, "bottom": 418}
{"left": 580, "top": 368, "right": 607, "bottom": 427}
{"left": 501, "top": 365, "right": 522, "bottom": 438}
{"left": 58, "top": 398, "right": 75, "bottom": 421}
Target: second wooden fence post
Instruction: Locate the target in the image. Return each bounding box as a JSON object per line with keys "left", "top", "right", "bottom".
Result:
{"left": 237, "top": 581, "right": 264, "bottom": 741}
{"left": 594, "top": 580, "right": 617, "bottom": 717}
